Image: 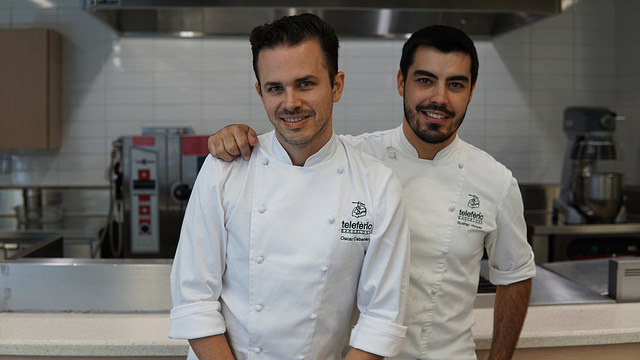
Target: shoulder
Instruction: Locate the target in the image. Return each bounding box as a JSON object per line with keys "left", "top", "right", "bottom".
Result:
{"left": 337, "top": 137, "right": 402, "bottom": 192}
{"left": 459, "top": 139, "right": 514, "bottom": 181}
{"left": 339, "top": 137, "right": 392, "bottom": 171}
{"left": 339, "top": 127, "right": 398, "bottom": 159}
{"left": 197, "top": 151, "right": 252, "bottom": 187}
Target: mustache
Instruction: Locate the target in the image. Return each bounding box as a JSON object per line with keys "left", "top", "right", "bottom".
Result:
{"left": 277, "top": 108, "right": 314, "bottom": 117}
{"left": 416, "top": 103, "right": 455, "bottom": 118}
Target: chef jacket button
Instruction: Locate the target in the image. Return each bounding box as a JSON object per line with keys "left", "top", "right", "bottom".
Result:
{"left": 328, "top": 217, "right": 335, "bottom": 224}
{"left": 309, "top": 313, "right": 317, "bottom": 320}
{"left": 448, "top": 205, "right": 455, "bottom": 212}
{"left": 253, "top": 347, "right": 263, "bottom": 353}
{"left": 254, "top": 304, "right": 263, "bottom": 312}
{"left": 458, "top": 162, "right": 464, "bottom": 169}
{"left": 256, "top": 256, "right": 264, "bottom": 264}
{"left": 262, "top": 159, "right": 269, "bottom": 166}
{"left": 321, "top": 265, "right": 330, "bottom": 272}
{"left": 337, "top": 167, "right": 344, "bottom": 174}
{"left": 442, "top": 250, "right": 448, "bottom": 256}
{"left": 386, "top": 146, "right": 397, "bottom": 159}
{"left": 297, "top": 356, "right": 305, "bottom": 360}
{"left": 257, "top": 206, "right": 266, "bottom": 214}
{"left": 431, "top": 288, "right": 437, "bottom": 295}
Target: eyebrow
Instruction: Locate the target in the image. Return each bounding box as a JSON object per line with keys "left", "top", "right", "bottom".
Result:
{"left": 413, "top": 69, "right": 470, "bottom": 84}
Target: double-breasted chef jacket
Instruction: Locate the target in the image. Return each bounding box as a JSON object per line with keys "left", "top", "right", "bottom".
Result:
{"left": 169, "top": 131, "right": 411, "bottom": 360}
{"left": 343, "top": 125, "right": 536, "bottom": 360}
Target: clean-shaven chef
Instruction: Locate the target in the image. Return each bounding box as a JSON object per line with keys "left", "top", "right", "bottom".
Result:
{"left": 168, "top": 13, "right": 411, "bottom": 360}
{"left": 208, "top": 25, "right": 537, "bottom": 360}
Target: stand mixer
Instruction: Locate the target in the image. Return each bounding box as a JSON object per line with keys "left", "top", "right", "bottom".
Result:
{"left": 553, "top": 106, "right": 626, "bottom": 224}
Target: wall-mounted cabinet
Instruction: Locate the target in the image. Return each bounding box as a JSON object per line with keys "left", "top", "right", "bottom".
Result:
{"left": 0, "top": 29, "right": 61, "bottom": 149}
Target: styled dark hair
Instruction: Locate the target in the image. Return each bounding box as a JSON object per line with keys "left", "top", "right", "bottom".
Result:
{"left": 400, "top": 25, "right": 479, "bottom": 86}
{"left": 250, "top": 13, "right": 339, "bottom": 86}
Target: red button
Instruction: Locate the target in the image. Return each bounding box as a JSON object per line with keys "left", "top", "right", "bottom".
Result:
{"left": 139, "top": 205, "right": 150, "bottom": 215}
{"left": 138, "top": 169, "right": 150, "bottom": 180}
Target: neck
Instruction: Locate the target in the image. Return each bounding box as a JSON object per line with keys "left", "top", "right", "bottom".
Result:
{"left": 401, "top": 120, "right": 455, "bottom": 160}
{"left": 276, "top": 132, "right": 332, "bottom": 167}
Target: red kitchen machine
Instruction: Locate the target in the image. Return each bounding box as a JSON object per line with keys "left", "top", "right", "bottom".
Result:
{"left": 110, "top": 127, "right": 209, "bottom": 258}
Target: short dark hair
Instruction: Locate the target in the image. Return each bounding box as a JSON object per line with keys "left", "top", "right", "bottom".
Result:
{"left": 250, "top": 13, "right": 339, "bottom": 86}
{"left": 400, "top": 25, "right": 479, "bottom": 86}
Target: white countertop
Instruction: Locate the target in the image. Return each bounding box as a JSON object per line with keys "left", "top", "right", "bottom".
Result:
{"left": 0, "top": 312, "right": 188, "bottom": 357}
{"left": 2, "top": 302, "right": 640, "bottom": 356}
{"left": 472, "top": 302, "right": 640, "bottom": 350}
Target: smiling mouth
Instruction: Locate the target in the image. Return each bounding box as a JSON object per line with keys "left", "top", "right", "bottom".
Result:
{"left": 281, "top": 116, "right": 310, "bottom": 123}
{"left": 423, "top": 111, "right": 447, "bottom": 119}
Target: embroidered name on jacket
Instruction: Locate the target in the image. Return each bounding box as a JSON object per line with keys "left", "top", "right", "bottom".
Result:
{"left": 457, "top": 209, "right": 484, "bottom": 230}
{"left": 341, "top": 202, "right": 373, "bottom": 242}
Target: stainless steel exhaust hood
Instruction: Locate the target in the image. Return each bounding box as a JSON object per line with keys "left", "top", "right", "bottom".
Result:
{"left": 83, "top": 0, "right": 561, "bottom": 39}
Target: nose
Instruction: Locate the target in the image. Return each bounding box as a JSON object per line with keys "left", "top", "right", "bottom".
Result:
{"left": 429, "top": 83, "right": 447, "bottom": 105}
{"left": 283, "top": 89, "right": 303, "bottom": 112}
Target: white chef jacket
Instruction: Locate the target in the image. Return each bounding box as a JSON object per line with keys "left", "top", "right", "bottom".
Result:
{"left": 342, "top": 125, "right": 536, "bottom": 360}
{"left": 169, "top": 131, "right": 410, "bottom": 359}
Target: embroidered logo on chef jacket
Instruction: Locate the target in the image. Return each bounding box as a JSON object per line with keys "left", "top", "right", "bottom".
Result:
{"left": 457, "top": 194, "right": 484, "bottom": 229}
{"left": 351, "top": 201, "right": 367, "bottom": 218}
{"left": 467, "top": 194, "right": 480, "bottom": 208}
{"left": 457, "top": 209, "right": 484, "bottom": 229}
{"left": 340, "top": 201, "right": 372, "bottom": 242}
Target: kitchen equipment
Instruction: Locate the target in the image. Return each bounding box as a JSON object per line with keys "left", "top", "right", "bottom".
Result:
{"left": 608, "top": 257, "right": 640, "bottom": 302}
{"left": 83, "top": 0, "right": 561, "bottom": 39}
{"left": 109, "top": 127, "right": 209, "bottom": 258}
{"left": 14, "top": 188, "right": 64, "bottom": 230}
{"left": 0, "top": 232, "right": 63, "bottom": 260}
{"left": 553, "top": 106, "right": 626, "bottom": 224}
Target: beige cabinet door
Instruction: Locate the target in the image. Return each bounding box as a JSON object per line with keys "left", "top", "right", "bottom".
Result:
{"left": 0, "top": 29, "right": 61, "bottom": 149}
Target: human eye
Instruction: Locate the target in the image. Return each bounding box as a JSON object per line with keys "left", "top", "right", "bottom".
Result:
{"left": 417, "top": 77, "right": 432, "bottom": 85}
{"left": 299, "top": 80, "right": 314, "bottom": 89}
{"left": 449, "top": 82, "right": 465, "bottom": 90}
{"left": 267, "top": 85, "right": 283, "bottom": 94}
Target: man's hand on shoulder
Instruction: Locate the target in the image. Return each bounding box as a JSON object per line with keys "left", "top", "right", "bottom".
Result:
{"left": 208, "top": 124, "right": 257, "bottom": 161}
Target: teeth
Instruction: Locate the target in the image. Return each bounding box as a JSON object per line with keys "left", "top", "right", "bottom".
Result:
{"left": 425, "top": 111, "right": 446, "bottom": 119}
{"left": 283, "top": 117, "right": 305, "bottom": 123}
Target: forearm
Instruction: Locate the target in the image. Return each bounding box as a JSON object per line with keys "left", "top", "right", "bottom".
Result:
{"left": 189, "top": 334, "right": 235, "bottom": 360}
{"left": 344, "top": 348, "right": 383, "bottom": 360}
{"left": 488, "top": 278, "right": 532, "bottom": 360}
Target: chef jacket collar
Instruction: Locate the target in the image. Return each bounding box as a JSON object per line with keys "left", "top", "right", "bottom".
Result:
{"left": 393, "top": 124, "right": 460, "bottom": 161}
{"left": 268, "top": 131, "right": 338, "bottom": 167}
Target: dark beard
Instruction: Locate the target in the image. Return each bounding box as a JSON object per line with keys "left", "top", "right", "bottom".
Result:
{"left": 403, "top": 100, "right": 465, "bottom": 144}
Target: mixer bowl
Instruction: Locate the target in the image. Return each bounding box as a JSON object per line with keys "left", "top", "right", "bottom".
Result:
{"left": 574, "top": 172, "right": 624, "bottom": 223}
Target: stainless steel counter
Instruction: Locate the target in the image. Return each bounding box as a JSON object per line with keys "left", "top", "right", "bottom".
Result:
{"left": 542, "top": 258, "right": 610, "bottom": 295}
{"left": 0, "top": 258, "right": 172, "bottom": 312}
{"left": 0, "top": 187, "right": 110, "bottom": 258}
{"left": 531, "top": 264, "right": 614, "bottom": 305}
{"left": 529, "top": 222, "right": 640, "bottom": 264}
{"left": 475, "top": 260, "right": 614, "bottom": 309}
{"left": 0, "top": 216, "right": 107, "bottom": 258}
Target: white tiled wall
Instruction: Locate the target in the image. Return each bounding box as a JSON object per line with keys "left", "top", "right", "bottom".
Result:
{"left": 0, "top": 0, "right": 637, "bottom": 186}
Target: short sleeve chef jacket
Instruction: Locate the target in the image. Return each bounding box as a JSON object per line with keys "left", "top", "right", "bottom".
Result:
{"left": 169, "top": 131, "right": 410, "bottom": 360}
{"left": 342, "top": 125, "right": 536, "bottom": 360}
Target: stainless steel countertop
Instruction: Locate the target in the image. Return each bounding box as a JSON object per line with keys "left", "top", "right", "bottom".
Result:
{"left": 542, "top": 258, "right": 610, "bottom": 295}
{"left": 476, "top": 260, "right": 614, "bottom": 308}
{"left": 530, "top": 264, "right": 614, "bottom": 305}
